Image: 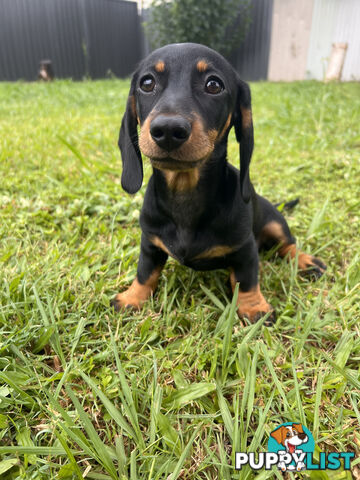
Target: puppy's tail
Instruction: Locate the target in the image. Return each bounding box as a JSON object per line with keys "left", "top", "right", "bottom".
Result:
{"left": 274, "top": 198, "right": 300, "bottom": 211}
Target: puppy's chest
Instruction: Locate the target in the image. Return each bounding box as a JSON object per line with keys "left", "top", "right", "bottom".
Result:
{"left": 164, "top": 227, "right": 197, "bottom": 263}
{"left": 149, "top": 223, "right": 238, "bottom": 270}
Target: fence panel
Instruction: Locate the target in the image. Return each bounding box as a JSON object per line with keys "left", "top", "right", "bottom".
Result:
{"left": 0, "top": 0, "right": 274, "bottom": 81}
{"left": 230, "top": 0, "right": 274, "bottom": 81}
{"left": 0, "top": 0, "right": 142, "bottom": 80}
{"left": 0, "top": 0, "right": 85, "bottom": 80}
{"left": 84, "top": 0, "right": 142, "bottom": 78}
{"left": 141, "top": 0, "right": 274, "bottom": 81}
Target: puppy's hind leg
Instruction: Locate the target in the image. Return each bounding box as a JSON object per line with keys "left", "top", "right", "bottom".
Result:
{"left": 111, "top": 235, "right": 168, "bottom": 311}
{"left": 258, "top": 198, "right": 326, "bottom": 279}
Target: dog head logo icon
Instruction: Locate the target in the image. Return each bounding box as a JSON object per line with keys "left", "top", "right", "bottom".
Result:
{"left": 268, "top": 423, "right": 315, "bottom": 471}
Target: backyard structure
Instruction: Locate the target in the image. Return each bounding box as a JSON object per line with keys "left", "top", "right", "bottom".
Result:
{"left": 1, "top": 0, "right": 359, "bottom": 81}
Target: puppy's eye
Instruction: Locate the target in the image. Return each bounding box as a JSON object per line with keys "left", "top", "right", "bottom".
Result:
{"left": 140, "top": 75, "right": 155, "bottom": 92}
{"left": 205, "top": 77, "right": 224, "bottom": 94}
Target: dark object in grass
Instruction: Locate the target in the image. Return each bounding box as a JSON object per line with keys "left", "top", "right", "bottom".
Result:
{"left": 274, "top": 198, "right": 300, "bottom": 211}
{"left": 38, "top": 60, "right": 54, "bottom": 81}
{"left": 112, "top": 43, "right": 326, "bottom": 322}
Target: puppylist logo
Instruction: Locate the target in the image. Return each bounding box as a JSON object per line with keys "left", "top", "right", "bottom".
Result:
{"left": 268, "top": 423, "right": 314, "bottom": 471}
{"left": 235, "top": 422, "right": 355, "bottom": 472}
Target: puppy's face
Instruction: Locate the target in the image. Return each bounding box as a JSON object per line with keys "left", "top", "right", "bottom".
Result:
{"left": 119, "top": 42, "right": 254, "bottom": 200}
{"left": 134, "top": 43, "right": 238, "bottom": 171}
{"left": 271, "top": 424, "right": 308, "bottom": 453}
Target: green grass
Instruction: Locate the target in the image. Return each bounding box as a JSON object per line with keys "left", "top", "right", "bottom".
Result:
{"left": 0, "top": 79, "right": 359, "bottom": 479}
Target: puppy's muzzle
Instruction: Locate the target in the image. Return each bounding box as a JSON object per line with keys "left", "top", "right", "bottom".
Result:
{"left": 150, "top": 115, "right": 191, "bottom": 151}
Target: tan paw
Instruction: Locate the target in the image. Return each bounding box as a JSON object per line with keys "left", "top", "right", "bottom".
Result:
{"left": 298, "top": 254, "right": 327, "bottom": 280}
{"left": 237, "top": 296, "right": 276, "bottom": 325}
{"left": 230, "top": 273, "right": 276, "bottom": 324}
{"left": 111, "top": 278, "right": 153, "bottom": 312}
{"left": 280, "top": 244, "right": 326, "bottom": 280}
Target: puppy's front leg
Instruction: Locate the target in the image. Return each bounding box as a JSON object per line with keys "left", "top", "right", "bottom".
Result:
{"left": 112, "top": 235, "right": 168, "bottom": 311}
{"left": 230, "top": 239, "right": 276, "bottom": 323}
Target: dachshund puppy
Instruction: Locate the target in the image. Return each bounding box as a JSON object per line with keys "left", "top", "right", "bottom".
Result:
{"left": 112, "top": 43, "right": 326, "bottom": 322}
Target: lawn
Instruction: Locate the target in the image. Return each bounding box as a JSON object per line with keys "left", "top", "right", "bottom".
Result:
{"left": 0, "top": 79, "right": 359, "bottom": 479}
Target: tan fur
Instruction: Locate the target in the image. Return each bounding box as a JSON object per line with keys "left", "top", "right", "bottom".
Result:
{"left": 155, "top": 60, "right": 165, "bottom": 72}
{"left": 139, "top": 113, "right": 215, "bottom": 164}
{"left": 113, "top": 267, "right": 162, "bottom": 309}
{"left": 240, "top": 107, "right": 252, "bottom": 129}
{"left": 194, "top": 245, "right": 237, "bottom": 260}
{"left": 230, "top": 272, "right": 273, "bottom": 321}
{"left": 130, "top": 95, "right": 137, "bottom": 119}
{"left": 162, "top": 169, "right": 200, "bottom": 192}
{"left": 150, "top": 235, "right": 174, "bottom": 257}
{"left": 261, "top": 221, "right": 287, "bottom": 244}
{"left": 217, "top": 114, "right": 232, "bottom": 141}
{"left": 279, "top": 244, "right": 317, "bottom": 271}
{"left": 208, "top": 129, "right": 218, "bottom": 143}
{"left": 261, "top": 221, "right": 323, "bottom": 272}
{"left": 196, "top": 60, "right": 209, "bottom": 72}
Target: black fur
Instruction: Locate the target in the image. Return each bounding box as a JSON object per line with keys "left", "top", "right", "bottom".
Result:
{"left": 114, "top": 43, "right": 326, "bottom": 319}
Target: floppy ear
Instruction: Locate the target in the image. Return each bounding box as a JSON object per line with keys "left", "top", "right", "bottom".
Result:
{"left": 233, "top": 76, "right": 254, "bottom": 203}
{"left": 118, "top": 75, "right": 143, "bottom": 194}
{"left": 271, "top": 427, "right": 286, "bottom": 445}
{"left": 292, "top": 423, "right": 303, "bottom": 433}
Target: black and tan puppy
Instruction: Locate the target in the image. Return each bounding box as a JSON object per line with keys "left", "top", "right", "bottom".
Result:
{"left": 112, "top": 43, "right": 326, "bottom": 322}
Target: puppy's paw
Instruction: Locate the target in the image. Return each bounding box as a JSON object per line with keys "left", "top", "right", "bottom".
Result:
{"left": 299, "top": 254, "right": 327, "bottom": 280}
{"left": 251, "top": 307, "right": 277, "bottom": 325}
{"left": 238, "top": 303, "right": 276, "bottom": 325}
{"left": 110, "top": 291, "right": 142, "bottom": 312}
{"left": 111, "top": 278, "right": 153, "bottom": 312}
{"left": 234, "top": 285, "right": 276, "bottom": 325}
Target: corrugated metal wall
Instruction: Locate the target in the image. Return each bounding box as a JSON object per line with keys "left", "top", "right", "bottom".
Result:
{"left": 141, "top": 0, "right": 274, "bottom": 81}
{"left": 83, "top": 0, "right": 142, "bottom": 78}
{"left": 0, "top": 0, "right": 142, "bottom": 80}
{"left": 1, "top": 0, "right": 359, "bottom": 82}
{"left": 307, "top": 0, "right": 360, "bottom": 81}
{"left": 230, "top": 0, "right": 274, "bottom": 81}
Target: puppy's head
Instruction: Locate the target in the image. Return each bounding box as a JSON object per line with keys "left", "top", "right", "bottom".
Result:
{"left": 119, "top": 43, "right": 254, "bottom": 200}
{"left": 271, "top": 424, "right": 308, "bottom": 451}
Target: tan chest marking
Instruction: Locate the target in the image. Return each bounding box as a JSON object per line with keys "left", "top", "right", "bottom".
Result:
{"left": 193, "top": 245, "right": 237, "bottom": 260}
{"left": 162, "top": 168, "right": 200, "bottom": 192}
{"left": 150, "top": 235, "right": 175, "bottom": 258}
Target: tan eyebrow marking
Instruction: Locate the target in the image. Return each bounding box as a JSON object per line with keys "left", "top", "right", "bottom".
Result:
{"left": 197, "top": 60, "right": 209, "bottom": 72}
{"left": 155, "top": 60, "right": 165, "bottom": 72}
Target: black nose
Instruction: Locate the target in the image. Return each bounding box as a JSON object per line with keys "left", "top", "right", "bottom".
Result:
{"left": 150, "top": 115, "right": 191, "bottom": 151}
{"left": 298, "top": 433, "right": 307, "bottom": 440}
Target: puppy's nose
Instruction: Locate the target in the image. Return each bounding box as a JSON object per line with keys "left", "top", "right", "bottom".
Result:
{"left": 150, "top": 115, "right": 191, "bottom": 151}
{"left": 298, "top": 433, "right": 307, "bottom": 440}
